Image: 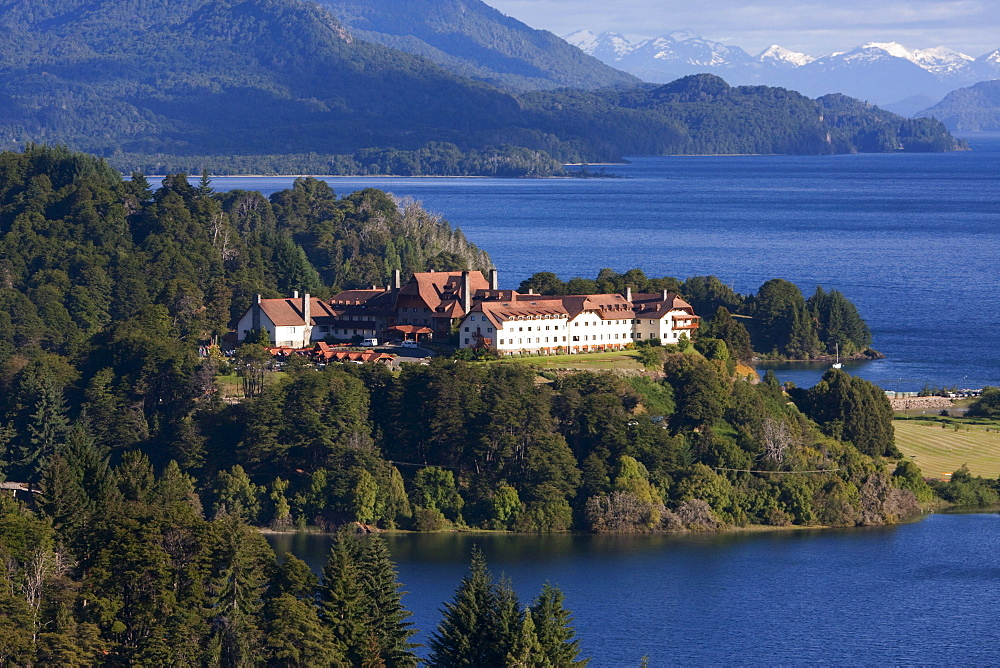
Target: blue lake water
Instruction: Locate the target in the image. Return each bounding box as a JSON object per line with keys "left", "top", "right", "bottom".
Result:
{"left": 268, "top": 512, "right": 1000, "bottom": 665}
{"left": 205, "top": 136, "right": 1000, "bottom": 391}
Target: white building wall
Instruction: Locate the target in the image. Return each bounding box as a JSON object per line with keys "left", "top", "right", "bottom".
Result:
{"left": 460, "top": 313, "right": 570, "bottom": 353}
{"left": 568, "top": 312, "right": 633, "bottom": 351}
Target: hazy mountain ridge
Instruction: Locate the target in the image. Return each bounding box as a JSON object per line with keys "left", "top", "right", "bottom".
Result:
{"left": 917, "top": 80, "right": 1000, "bottom": 131}
{"left": 0, "top": 0, "right": 963, "bottom": 174}
{"left": 320, "top": 0, "right": 641, "bottom": 91}
{"left": 566, "top": 30, "right": 1000, "bottom": 115}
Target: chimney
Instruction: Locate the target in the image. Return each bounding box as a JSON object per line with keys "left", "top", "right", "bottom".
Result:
{"left": 462, "top": 270, "right": 472, "bottom": 315}
{"left": 393, "top": 269, "right": 401, "bottom": 290}
{"left": 489, "top": 268, "right": 499, "bottom": 290}
{"left": 252, "top": 294, "right": 262, "bottom": 332}
{"left": 626, "top": 287, "right": 632, "bottom": 302}
{"left": 292, "top": 290, "right": 299, "bottom": 299}
{"left": 528, "top": 289, "right": 534, "bottom": 295}
{"left": 302, "top": 292, "right": 312, "bottom": 343}
{"left": 662, "top": 289, "right": 669, "bottom": 301}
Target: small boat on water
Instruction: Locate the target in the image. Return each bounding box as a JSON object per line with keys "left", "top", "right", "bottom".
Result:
{"left": 832, "top": 343, "right": 843, "bottom": 369}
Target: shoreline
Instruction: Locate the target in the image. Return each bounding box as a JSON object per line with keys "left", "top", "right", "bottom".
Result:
{"left": 258, "top": 511, "right": 937, "bottom": 539}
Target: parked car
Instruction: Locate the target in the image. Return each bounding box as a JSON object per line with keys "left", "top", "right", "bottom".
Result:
{"left": 400, "top": 340, "right": 419, "bottom": 348}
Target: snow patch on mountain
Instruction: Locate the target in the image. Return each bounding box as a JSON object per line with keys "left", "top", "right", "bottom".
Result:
{"left": 758, "top": 45, "right": 815, "bottom": 67}
{"left": 860, "top": 42, "right": 974, "bottom": 74}
{"left": 563, "top": 29, "right": 633, "bottom": 59}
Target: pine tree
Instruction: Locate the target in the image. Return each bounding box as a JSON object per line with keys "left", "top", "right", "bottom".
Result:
{"left": 530, "top": 584, "right": 588, "bottom": 666}
{"left": 264, "top": 594, "right": 345, "bottom": 667}
{"left": 427, "top": 548, "right": 519, "bottom": 666}
{"left": 506, "top": 608, "right": 550, "bottom": 667}
{"left": 318, "top": 532, "right": 369, "bottom": 664}
{"left": 208, "top": 514, "right": 273, "bottom": 668}
{"left": 15, "top": 373, "right": 70, "bottom": 480}
{"left": 357, "top": 536, "right": 418, "bottom": 667}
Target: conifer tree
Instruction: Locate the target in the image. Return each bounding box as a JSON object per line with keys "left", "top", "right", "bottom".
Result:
{"left": 427, "top": 548, "right": 519, "bottom": 666}
{"left": 264, "top": 594, "right": 345, "bottom": 667}
{"left": 507, "top": 608, "right": 550, "bottom": 667}
{"left": 208, "top": 514, "right": 273, "bottom": 668}
{"left": 14, "top": 373, "right": 70, "bottom": 480}
{"left": 530, "top": 584, "right": 588, "bottom": 666}
{"left": 318, "top": 532, "right": 369, "bottom": 664}
{"left": 357, "top": 536, "right": 418, "bottom": 667}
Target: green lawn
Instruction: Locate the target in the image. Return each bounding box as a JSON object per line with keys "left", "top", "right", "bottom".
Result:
{"left": 894, "top": 419, "right": 1000, "bottom": 480}
{"left": 216, "top": 371, "right": 286, "bottom": 400}
{"left": 493, "top": 349, "right": 647, "bottom": 372}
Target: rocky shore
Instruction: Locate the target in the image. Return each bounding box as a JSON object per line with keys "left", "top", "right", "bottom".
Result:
{"left": 889, "top": 396, "right": 954, "bottom": 411}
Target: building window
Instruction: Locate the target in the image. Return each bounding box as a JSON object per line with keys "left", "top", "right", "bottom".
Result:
{"left": 464, "top": 338, "right": 469, "bottom": 344}
{"left": 464, "top": 327, "right": 469, "bottom": 332}
{"left": 487, "top": 327, "right": 493, "bottom": 333}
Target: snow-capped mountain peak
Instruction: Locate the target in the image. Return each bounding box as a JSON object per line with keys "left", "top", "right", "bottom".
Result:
{"left": 854, "top": 42, "right": 974, "bottom": 74}
{"left": 862, "top": 41, "right": 913, "bottom": 59}
{"left": 667, "top": 29, "right": 700, "bottom": 43}
{"left": 758, "top": 45, "right": 815, "bottom": 67}
{"left": 561, "top": 29, "right": 997, "bottom": 109}
{"left": 563, "top": 30, "right": 634, "bottom": 59}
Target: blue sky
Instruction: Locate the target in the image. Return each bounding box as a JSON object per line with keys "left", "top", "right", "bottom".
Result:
{"left": 484, "top": 0, "right": 998, "bottom": 56}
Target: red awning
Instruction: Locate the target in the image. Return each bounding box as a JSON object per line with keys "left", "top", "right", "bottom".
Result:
{"left": 386, "top": 325, "right": 434, "bottom": 334}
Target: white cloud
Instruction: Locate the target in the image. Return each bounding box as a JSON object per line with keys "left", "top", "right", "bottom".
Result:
{"left": 485, "top": 0, "right": 997, "bottom": 56}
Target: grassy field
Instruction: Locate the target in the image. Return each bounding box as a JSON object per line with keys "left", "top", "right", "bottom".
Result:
{"left": 493, "top": 349, "right": 647, "bottom": 372}
{"left": 894, "top": 419, "right": 1000, "bottom": 480}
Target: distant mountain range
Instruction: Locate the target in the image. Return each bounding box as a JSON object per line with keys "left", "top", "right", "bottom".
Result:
{"left": 565, "top": 30, "right": 1000, "bottom": 116}
{"left": 917, "top": 80, "right": 1000, "bottom": 131}
{"left": 317, "top": 0, "right": 640, "bottom": 91}
{"left": 0, "top": 0, "right": 964, "bottom": 174}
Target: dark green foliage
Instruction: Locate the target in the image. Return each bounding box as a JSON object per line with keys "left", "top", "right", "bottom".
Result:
{"left": 530, "top": 584, "right": 588, "bottom": 666}
{"left": 749, "top": 279, "right": 820, "bottom": 358}
{"left": 929, "top": 465, "right": 999, "bottom": 507}
{"left": 701, "top": 307, "right": 753, "bottom": 364}
{"left": 662, "top": 354, "right": 727, "bottom": 431}
{"left": 428, "top": 549, "right": 520, "bottom": 666}
{"left": 966, "top": 387, "right": 1000, "bottom": 418}
{"left": 322, "top": 0, "right": 640, "bottom": 92}
{"left": 918, "top": 80, "right": 1000, "bottom": 133}
{"left": 807, "top": 286, "right": 872, "bottom": 356}
{"left": 0, "top": 3, "right": 959, "bottom": 175}
{"left": 789, "top": 369, "right": 898, "bottom": 457}
{"left": 318, "top": 532, "right": 418, "bottom": 666}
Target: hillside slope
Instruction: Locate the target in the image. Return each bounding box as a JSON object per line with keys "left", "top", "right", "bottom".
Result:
{"left": 320, "top": 0, "right": 641, "bottom": 91}
{"left": 0, "top": 1, "right": 964, "bottom": 173}
{"left": 917, "top": 80, "right": 1000, "bottom": 131}
{"left": 0, "top": 0, "right": 521, "bottom": 156}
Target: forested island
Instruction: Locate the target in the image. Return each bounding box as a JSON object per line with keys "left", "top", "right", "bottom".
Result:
{"left": 2, "top": 145, "right": 999, "bottom": 663}
{"left": 0, "top": 0, "right": 965, "bottom": 176}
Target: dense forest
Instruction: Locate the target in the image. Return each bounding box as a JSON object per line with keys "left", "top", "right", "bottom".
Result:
{"left": 917, "top": 80, "right": 1000, "bottom": 132}
{"left": 0, "top": 0, "right": 965, "bottom": 175}
{"left": 0, "top": 490, "right": 587, "bottom": 665}
{"left": 518, "top": 270, "right": 874, "bottom": 360}
{"left": 3, "top": 143, "right": 998, "bottom": 664}
{"left": 321, "top": 0, "right": 641, "bottom": 91}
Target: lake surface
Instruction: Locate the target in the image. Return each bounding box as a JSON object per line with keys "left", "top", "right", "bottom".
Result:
{"left": 204, "top": 137, "right": 1000, "bottom": 391}
{"left": 268, "top": 512, "right": 1000, "bottom": 665}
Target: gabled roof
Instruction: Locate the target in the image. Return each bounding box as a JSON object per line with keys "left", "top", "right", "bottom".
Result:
{"left": 395, "top": 271, "right": 490, "bottom": 311}
{"left": 257, "top": 297, "right": 330, "bottom": 327}
{"left": 468, "top": 300, "right": 569, "bottom": 330}
{"left": 630, "top": 292, "right": 696, "bottom": 318}
{"left": 555, "top": 294, "right": 633, "bottom": 320}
